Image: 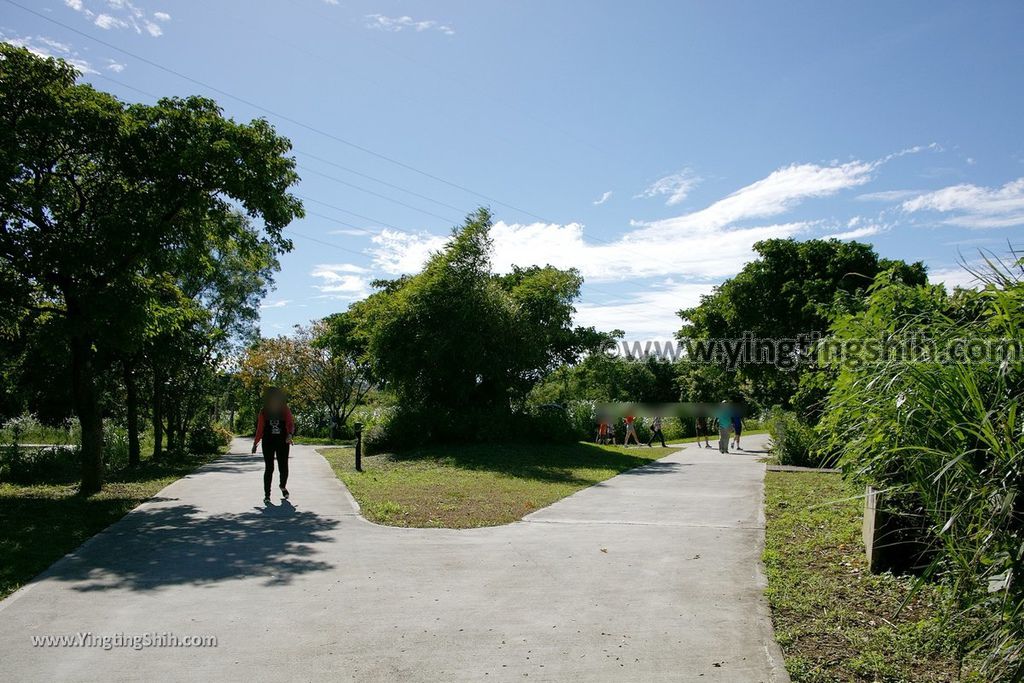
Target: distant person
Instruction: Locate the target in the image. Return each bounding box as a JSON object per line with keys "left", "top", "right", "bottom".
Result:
{"left": 646, "top": 415, "right": 666, "bottom": 447}
{"left": 695, "top": 415, "right": 712, "bottom": 448}
{"left": 731, "top": 412, "right": 744, "bottom": 451}
{"left": 623, "top": 414, "right": 640, "bottom": 446}
{"left": 251, "top": 387, "right": 294, "bottom": 504}
{"left": 715, "top": 401, "right": 732, "bottom": 454}
{"left": 596, "top": 420, "right": 611, "bottom": 445}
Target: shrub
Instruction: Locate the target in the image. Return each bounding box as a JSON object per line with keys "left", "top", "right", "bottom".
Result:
{"left": 188, "top": 424, "right": 233, "bottom": 455}
{"left": 363, "top": 406, "right": 426, "bottom": 454}
{"left": 766, "top": 408, "right": 828, "bottom": 467}
{"left": 817, "top": 263, "right": 1024, "bottom": 678}
{"left": 103, "top": 423, "right": 130, "bottom": 468}
{"left": 0, "top": 445, "right": 79, "bottom": 484}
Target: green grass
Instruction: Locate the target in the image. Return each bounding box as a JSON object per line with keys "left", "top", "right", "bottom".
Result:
{"left": 291, "top": 436, "right": 355, "bottom": 446}
{"left": 319, "top": 441, "right": 674, "bottom": 528}
{"left": 763, "top": 471, "right": 982, "bottom": 682}
{"left": 0, "top": 452, "right": 220, "bottom": 601}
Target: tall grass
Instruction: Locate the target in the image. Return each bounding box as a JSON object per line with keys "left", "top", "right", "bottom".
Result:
{"left": 819, "top": 258, "right": 1024, "bottom": 678}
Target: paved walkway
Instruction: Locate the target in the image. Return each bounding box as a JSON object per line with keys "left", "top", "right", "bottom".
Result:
{"left": 0, "top": 436, "right": 787, "bottom": 682}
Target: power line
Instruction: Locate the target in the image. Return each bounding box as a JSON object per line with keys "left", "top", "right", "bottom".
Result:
{"left": 296, "top": 164, "right": 462, "bottom": 224}
{"left": 296, "top": 149, "right": 470, "bottom": 214}
{"left": 2, "top": 0, "right": 550, "bottom": 223}
{"left": 286, "top": 228, "right": 367, "bottom": 258}
{"left": 94, "top": 74, "right": 461, "bottom": 230}
{"left": 21, "top": 3, "right": 712, "bottom": 326}
{"left": 79, "top": 16, "right": 691, "bottom": 283}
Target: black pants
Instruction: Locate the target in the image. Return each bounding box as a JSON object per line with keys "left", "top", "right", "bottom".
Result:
{"left": 262, "top": 439, "right": 290, "bottom": 496}
{"left": 647, "top": 428, "right": 666, "bottom": 447}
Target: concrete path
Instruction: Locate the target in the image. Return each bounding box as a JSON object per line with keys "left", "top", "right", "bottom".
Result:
{"left": 0, "top": 436, "right": 787, "bottom": 682}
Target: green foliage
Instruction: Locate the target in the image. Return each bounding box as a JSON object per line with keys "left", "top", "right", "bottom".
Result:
{"left": 186, "top": 424, "right": 232, "bottom": 455}
{"left": 0, "top": 45, "right": 302, "bottom": 490}
{"left": 765, "top": 408, "right": 827, "bottom": 468}
{"left": 763, "top": 471, "right": 982, "bottom": 681}
{"left": 678, "top": 238, "right": 926, "bottom": 408}
{"left": 817, "top": 259, "right": 1024, "bottom": 678}
{"left": 347, "top": 209, "right": 600, "bottom": 447}
{"left": 531, "top": 352, "right": 680, "bottom": 404}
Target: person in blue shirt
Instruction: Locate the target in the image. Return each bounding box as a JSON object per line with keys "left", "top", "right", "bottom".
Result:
{"left": 731, "top": 412, "right": 744, "bottom": 451}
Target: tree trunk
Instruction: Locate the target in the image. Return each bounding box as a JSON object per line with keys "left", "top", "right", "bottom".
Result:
{"left": 68, "top": 324, "right": 104, "bottom": 494}
{"left": 123, "top": 360, "right": 140, "bottom": 467}
{"left": 152, "top": 370, "right": 164, "bottom": 459}
{"left": 165, "top": 402, "right": 177, "bottom": 453}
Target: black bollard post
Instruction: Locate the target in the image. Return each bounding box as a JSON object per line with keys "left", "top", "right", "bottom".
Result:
{"left": 354, "top": 421, "right": 363, "bottom": 472}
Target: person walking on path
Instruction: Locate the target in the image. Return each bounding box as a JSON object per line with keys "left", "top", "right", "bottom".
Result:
{"left": 251, "top": 387, "right": 295, "bottom": 504}
{"left": 715, "top": 402, "right": 732, "bottom": 454}
{"left": 695, "top": 415, "right": 712, "bottom": 448}
{"left": 646, "top": 415, "right": 667, "bottom": 447}
{"left": 731, "top": 412, "right": 744, "bottom": 451}
{"left": 623, "top": 414, "right": 640, "bottom": 446}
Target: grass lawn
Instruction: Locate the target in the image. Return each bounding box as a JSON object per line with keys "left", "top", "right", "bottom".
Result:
{"left": 319, "top": 441, "right": 674, "bottom": 528}
{"left": 763, "top": 471, "right": 982, "bottom": 682}
{"left": 291, "top": 435, "right": 355, "bottom": 447}
{"left": 0, "top": 452, "right": 219, "bottom": 601}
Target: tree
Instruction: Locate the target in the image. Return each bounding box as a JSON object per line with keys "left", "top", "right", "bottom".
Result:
{"left": 0, "top": 46, "right": 302, "bottom": 491}
{"left": 309, "top": 317, "right": 373, "bottom": 437}
{"left": 677, "top": 238, "right": 926, "bottom": 408}
{"left": 346, "top": 208, "right": 599, "bottom": 441}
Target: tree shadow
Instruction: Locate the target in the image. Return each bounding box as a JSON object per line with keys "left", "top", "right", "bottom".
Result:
{"left": 616, "top": 461, "right": 692, "bottom": 476}
{"left": 42, "top": 500, "right": 339, "bottom": 592}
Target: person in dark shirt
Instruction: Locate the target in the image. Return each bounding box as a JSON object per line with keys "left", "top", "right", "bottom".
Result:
{"left": 251, "top": 387, "right": 295, "bottom": 504}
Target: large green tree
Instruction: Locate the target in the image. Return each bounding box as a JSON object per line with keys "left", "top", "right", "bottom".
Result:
{"left": 0, "top": 45, "right": 302, "bottom": 491}
{"left": 677, "top": 238, "right": 926, "bottom": 408}
{"left": 346, "top": 208, "right": 601, "bottom": 441}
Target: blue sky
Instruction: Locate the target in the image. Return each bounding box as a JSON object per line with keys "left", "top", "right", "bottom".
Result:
{"left": 3, "top": 0, "right": 1023, "bottom": 339}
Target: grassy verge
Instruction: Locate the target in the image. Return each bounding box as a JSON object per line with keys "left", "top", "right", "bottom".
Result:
{"left": 0, "top": 452, "right": 220, "bottom": 600}
{"left": 763, "top": 471, "right": 981, "bottom": 682}
{"left": 319, "top": 441, "right": 674, "bottom": 528}
{"left": 291, "top": 436, "right": 354, "bottom": 446}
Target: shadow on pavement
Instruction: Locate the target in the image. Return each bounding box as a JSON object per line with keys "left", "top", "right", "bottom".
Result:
{"left": 618, "top": 461, "right": 693, "bottom": 476}
{"left": 45, "top": 501, "right": 339, "bottom": 592}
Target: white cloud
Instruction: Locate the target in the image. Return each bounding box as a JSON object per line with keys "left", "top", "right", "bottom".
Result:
{"left": 310, "top": 264, "right": 371, "bottom": 299}
{"left": 857, "top": 189, "right": 921, "bottom": 202}
{"left": 900, "top": 178, "right": 1024, "bottom": 229}
{"left": 636, "top": 170, "right": 700, "bottom": 206}
{"left": 370, "top": 229, "right": 447, "bottom": 274}
{"left": 823, "top": 224, "right": 884, "bottom": 240}
{"left": 368, "top": 158, "right": 881, "bottom": 288}
{"left": 65, "top": 0, "right": 169, "bottom": 37}
{"left": 260, "top": 299, "right": 292, "bottom": 309}
{"left": 105, "top": 59, "right": 126, "bottom": 72}
{"left": 631, "top": 159, "right": 876, "bottom": 240}
{"left": 1, "top": 31, "right": 97, "bottom": 73}
{"left": 328, "top": 228, "right": 373, "bottom": 237}
{"left": 574, "top": 281, "right": 716, "bottom": 341}
{"left": 593, "top": 191, "right": 612, "bottom": 206}
{"left": 365, "top": 14, "right": 455, "bottom": 35}
{"left": 928, "top": 265, "right": 983, "bottom": 291}
{"left": 358, "top": 150, "right": 936, "bottom": 337}
{"left": 94, "top": 14, "right": 128, "bottom": 30}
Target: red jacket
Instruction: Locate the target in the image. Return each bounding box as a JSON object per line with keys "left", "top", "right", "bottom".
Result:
{"left": 253, "top": 407, "right": 294, "bottom": 446}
